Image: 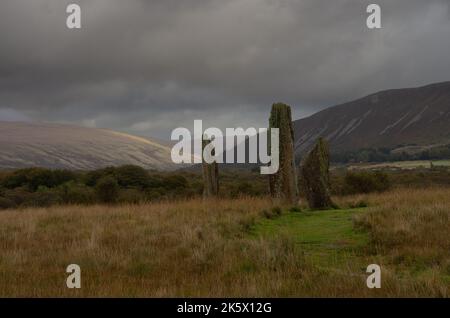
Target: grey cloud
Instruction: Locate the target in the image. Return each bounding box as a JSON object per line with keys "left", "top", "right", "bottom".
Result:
{"left": 0, "top": 0, "right": 449, "bottom": 139}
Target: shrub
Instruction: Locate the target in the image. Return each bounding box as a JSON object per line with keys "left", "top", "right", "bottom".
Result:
{"left": 84, "top": 167, "right": 116, "bottom": 187}
{"left": 85, "top": 165, "right": 156, "bottom": 190}
{"left": 162, "top": 175, "right": 188, "bottom": 190}
{"left": 343, "top": 171, "right": 391, "bottom": 194}
{"left": 59, "top": 181, "right": 95, "bottom": 205}
{"left": 27, "top": 169, "right": 56, "bottom": 191}
{"left": 95, "top": 176, "right": 120, "bottom": 203}
{"left": 51, "top": 170, "right": 77, "bottom": 186}
{"left": 26, "top": 187, "right": 62, "bottom": 207}
{"left": 1, "top": 170, "right": 29, "bottom": 189}
{"left": 115, "top": 165, "right": 150, "bottom": 189}
{"left": 2, "top": 187, "right": 33, "bottom": 206}
{"left": 1, "top": 168, "right": 76, "bottom": 191}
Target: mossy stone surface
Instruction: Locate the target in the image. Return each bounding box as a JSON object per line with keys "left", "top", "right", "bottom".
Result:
{"left": 268, "top": 103, "right": 299, "bottom": 205}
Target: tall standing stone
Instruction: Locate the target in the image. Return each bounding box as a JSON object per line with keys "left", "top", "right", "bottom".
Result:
{"left": 202, "top": 138, "right": 219, "bottom": 198}
{"left": 268, "top": 103, "right": 299, "bottom": 205}
{"left": 300, "top": 138, "right": 333, "bottom": 209}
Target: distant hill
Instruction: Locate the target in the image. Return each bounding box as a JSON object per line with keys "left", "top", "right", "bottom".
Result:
{"left": 0, "top": 122, "right": 177, "bottom": 170}
{"left": 293, "top": 81, "right": 450, "bottom": 161}
{"left": 3, "top": 81, "right": 450, "bottom": 170}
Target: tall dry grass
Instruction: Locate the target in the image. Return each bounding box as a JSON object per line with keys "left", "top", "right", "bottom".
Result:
{"left": 353, "top": 188, "right": 449, "bottom": 296}
{"left": 0, "top": 189, "right": 448, "bottom": 297}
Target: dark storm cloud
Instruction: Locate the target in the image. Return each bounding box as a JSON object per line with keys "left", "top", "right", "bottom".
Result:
{"left": 0, "top": 0, "right": 449, "bottom": 138}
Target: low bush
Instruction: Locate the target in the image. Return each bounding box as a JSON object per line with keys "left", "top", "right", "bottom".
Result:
{"left": 343, "top": 171, "right": 391, "bottom": 194}
{"left": 25, "top": 187, "right": 62, "bottom": 207}
{"left": 95, "top": 176, "right": 120, "bottom": 203}
{"left": 59, "top": 181, "right": 96, "bottom": 205}
{"left": 1, "top": 168, "right": 76, "bottom": 191}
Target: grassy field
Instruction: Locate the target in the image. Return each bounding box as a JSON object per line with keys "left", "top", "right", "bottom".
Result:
{"left": 0, "top": 188, "right": 449, "bottom": 297}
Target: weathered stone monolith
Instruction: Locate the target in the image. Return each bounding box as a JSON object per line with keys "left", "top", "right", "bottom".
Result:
{"left": 202, "top": 138, "right": 219, "bottom": 198}
{"left": 300, "top": 138, "right": 333, "bottom": 209}
{"left": 268, "top": 103, "right": 299, "bottom": 205}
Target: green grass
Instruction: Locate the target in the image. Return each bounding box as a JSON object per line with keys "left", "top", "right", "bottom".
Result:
{"left": 251, "top": 208, "right": 370, "bottom": 270}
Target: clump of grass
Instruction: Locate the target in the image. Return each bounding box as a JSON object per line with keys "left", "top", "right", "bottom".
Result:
{"left": 289, "top": 206, "right": 302, "bottom": 213}
{"left": 261, "top": 209, "right": 274, "bottom": 219}
{"left": 238, "top": 215, "right": 256, "bottom": 232}
{"left": 350, "top": 200, "right": 368, "bottom": 208}
{"left": 260, "top": 206, "right": 283, "bottom": 219}
{"left": 332, "top": 194, "right": 369, "bottom": 209}
{"left": 271, "top": 206, "right": 282, "bottom": 216}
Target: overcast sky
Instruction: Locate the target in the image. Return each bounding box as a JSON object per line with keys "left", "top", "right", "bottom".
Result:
{"left": 0, "top": 0, "right": 449, "bottom": 139}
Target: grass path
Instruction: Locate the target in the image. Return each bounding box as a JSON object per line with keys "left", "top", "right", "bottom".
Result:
{"left": 251, "top": 208, "right": 371, "bottom": 271}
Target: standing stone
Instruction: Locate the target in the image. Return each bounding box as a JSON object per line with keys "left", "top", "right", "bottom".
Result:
{"left": 202, "top": 138, "right": 219, "bottom": 198}
{"left": 300, "top": 138, "right": 333, "bottom": 209}
{"left": 268, "top": 103, "right": 299, "bottom": 205}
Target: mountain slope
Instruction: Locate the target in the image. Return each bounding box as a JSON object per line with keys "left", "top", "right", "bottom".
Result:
{"left": 0, "top": 122, "right": 176, "bottom": 170}
{"left": 293, "top": 81, "right": 450, "bottom": 158}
